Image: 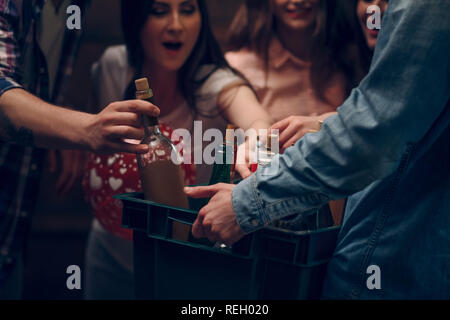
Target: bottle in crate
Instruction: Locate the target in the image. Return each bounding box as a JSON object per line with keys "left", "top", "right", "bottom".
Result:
{"left": 134, "top": 78, "right": 190, "bottom": 241}
{"left": 206, "top": 124, "right": 237, "bottom": 249}
{"left": 208, "top": 124, "right": 236, "bottom": 185}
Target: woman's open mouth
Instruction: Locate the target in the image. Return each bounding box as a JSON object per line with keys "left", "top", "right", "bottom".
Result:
{"left": 162, "top": 42, "right": 184, "bottom": 54}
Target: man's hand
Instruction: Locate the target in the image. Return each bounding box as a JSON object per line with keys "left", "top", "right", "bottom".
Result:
{"left": 85, "top": 99, "right": 160, "bottom": 154}
{"left": 0, "top": 90, "right": 160, "bottom": 151}
{"left": 184, "top": 183, "right": 246, "bottom": 246}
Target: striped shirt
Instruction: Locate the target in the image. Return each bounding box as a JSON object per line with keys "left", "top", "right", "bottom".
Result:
{"left": 0, "top": 0, "right": 86, "bottom": 283}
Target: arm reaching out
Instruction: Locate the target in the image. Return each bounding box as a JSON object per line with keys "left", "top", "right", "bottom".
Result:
{"left": 0, "top": 88, "right": 160, "bottom": 154}
{"left": 218, "top": 84, "right": 274, "bottom": 178}
{"left": 0, "top": 2, "right": 160, "bottom": 154}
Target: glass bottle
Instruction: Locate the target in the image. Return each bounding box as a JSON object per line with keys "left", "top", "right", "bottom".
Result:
{"left": 135, "top": 78, "right": 190, "bottom": 240}
{"left": 208, "top": 124, "right": 235, "bottom": 185}
{"left": 209, "top": 125, "right": 236, "bottom": 249}
{"left": 257, "top": 133, "right": 278, "bottom": 173}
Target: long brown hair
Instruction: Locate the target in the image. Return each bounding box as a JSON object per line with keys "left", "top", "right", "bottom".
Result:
{"left": 227, "top": 0, "right": 356, "bottom": 102}
{"left": 333, "top": 0, "right": 374, "bottom": 85}
{"left": 121, "top": 0, "right": 235, "bottom": 115}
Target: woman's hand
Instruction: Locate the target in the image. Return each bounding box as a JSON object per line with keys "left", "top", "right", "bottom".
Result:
{"left": 271, "top": 113, "right": 335, "bottom": 153}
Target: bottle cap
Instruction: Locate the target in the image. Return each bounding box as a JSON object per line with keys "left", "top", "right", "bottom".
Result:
{"left": 135, "top": 78, "right": 149, "bottom": 91}
{"left": 135, "top": 78, "right": 153, "bottom": 100}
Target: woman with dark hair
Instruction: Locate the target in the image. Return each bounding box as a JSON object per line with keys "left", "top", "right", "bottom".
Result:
{"left": 355, "top": 0, "right": 388, "bottom": 55}
{"left": 81, "top": 0, "right": 273, "bottom": 299}
{"left": 332, "top": 0, "right": 389, "bottom": 85}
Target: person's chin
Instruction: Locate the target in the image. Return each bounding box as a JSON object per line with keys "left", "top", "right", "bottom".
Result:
{"left": 161, "top": 60, "right": 184, "bottom": 72}
{"left": 366, "top": 38, "right": 377, "bottom": 51}
{"left": 285, "top": 19, "right": 315, "bottom": 31}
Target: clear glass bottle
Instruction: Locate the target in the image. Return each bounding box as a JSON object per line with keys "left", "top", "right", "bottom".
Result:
{"left": 257, "top": 133, "right": 278, "bottom": 173}
{"left": 135, "top": 78, "right": 190, "bottom": 240}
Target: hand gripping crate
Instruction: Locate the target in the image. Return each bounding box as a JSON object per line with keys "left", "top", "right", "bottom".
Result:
{"left": 115, "top": 192, "right": 340, "bottom": 300}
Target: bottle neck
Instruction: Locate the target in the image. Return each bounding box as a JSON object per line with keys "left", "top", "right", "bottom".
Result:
{"left": 142, "top": 115, "right": 160, "bottom": 136}
{"left": 137, "top": 92, "right": 159, "bottom": 136}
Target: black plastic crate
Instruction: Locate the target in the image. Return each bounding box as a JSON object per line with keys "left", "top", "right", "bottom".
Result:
{"left": 115, "top": 192, "right": 340, "bottom": 300}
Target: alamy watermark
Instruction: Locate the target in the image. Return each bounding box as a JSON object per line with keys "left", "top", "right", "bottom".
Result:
{"left": 66, "top": 5, "right": 81, "bottom": 30}
{"left": 168, "top": 123, "right": 281, "bottom": 176}
{"left": 367, "top": 5, "right": 382, "bottom": 30}
{"left": 170, "top": 123, "right": 279, "bottom": 165}
{"left": 66, "top": 265, "right": 81, "bottom": 290}
{"left": 366, "top": 265, "right": 381, "bottom": 290}
{"left": 65, "top": 5, "right": 384, "bottom": 32}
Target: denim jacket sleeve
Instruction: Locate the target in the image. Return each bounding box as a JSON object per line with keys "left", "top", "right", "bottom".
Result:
{"left": 232, "top": 0, "right": 450, "bottom": 233}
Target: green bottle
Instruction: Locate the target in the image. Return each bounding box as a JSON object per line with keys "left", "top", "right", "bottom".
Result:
{"left": 209, "top": 124, "right": 236, "bottom": 185}
{"left": 191, "top": 126, "right": 235, "bottom": 247}
{"left": 208, "top": 142, "right": 233, "bottom": 185}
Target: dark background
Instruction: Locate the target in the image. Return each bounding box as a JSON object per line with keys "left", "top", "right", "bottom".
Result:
{"left": 23, "top": 0, "right": 242, "bottom": 300}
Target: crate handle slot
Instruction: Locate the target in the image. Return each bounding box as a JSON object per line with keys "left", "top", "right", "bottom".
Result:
{"left": 167, "top": 209, "right": 198, "bottom": 225}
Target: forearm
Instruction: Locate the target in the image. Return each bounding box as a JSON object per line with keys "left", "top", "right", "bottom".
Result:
{"left": 220, "top": 84, "right": 273, "bottom": 131}
{"left": 246, "top": 118, "right": 272, "bottom": 150}
{"left": 248, "top": 117, "right": 273, "bottom": 131}
{"left": 219, "top": 84, "right": 273, "bottom": 157}
{"left": 0, "top": 88, "right": 93, "bottom": 149}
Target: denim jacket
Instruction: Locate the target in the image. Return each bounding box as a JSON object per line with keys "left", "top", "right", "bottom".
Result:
{"left": 232, "top": 0, "right": 450, "bottom": 299}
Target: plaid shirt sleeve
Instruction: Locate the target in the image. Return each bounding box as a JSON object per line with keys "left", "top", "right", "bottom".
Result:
{"left": 0, "top": 0, "right": 24, "bottom": 95}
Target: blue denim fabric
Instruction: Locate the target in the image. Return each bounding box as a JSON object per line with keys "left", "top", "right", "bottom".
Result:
{"left": 232, "top": 0, "right": 450, "bottom": 299}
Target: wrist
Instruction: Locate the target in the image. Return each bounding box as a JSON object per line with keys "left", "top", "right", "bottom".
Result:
{"left": 318, "top": 112, "right": 337, "bottom": 122}
{"left": 232, "top": 175, "right": 268, "bottom": 233}
{"left": 78, "top": 111, "right": 96, "bottom": 151}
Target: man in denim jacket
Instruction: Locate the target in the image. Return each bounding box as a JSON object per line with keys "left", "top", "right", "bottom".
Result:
{"left": 185, "top": 0, "right": 450, "bottom": 299}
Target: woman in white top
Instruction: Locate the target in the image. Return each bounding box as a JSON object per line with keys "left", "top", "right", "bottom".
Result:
{"left": 82, "top": 0, "right": 273, "bottom": 299}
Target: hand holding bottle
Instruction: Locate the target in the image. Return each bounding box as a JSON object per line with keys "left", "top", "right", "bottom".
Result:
{"left": 85, "top": 99, "right": 160, "bottom": 154}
